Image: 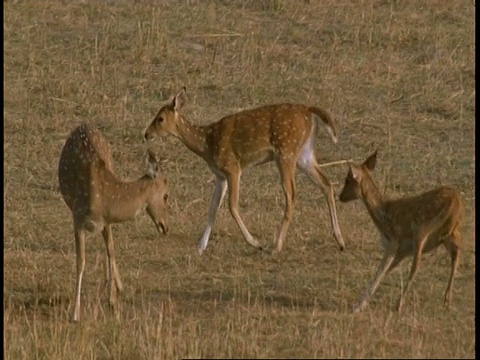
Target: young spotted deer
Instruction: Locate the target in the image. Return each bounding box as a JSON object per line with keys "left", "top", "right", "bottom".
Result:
{"left": 144, "top": 87, "right": 345, "bottom": 254}
{"left": 58, "top": 124, "right": 169, "bottom": 322}
{"left": 339, "top": 150, "right": 464, "bottom": 312}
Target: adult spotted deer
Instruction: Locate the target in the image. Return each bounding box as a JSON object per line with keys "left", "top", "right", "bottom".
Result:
{"left": 339, "top": 150, "right": 464, "bottom": 312}
{"left": 144, "top": 87, "right": 345, "bottom": 254}
{"left": 58, "top": 124, "right": 169, "bottom": 322}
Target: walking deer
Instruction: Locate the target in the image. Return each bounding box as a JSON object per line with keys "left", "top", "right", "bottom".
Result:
{"left": 144, "top": 87, "right": 345, "bottom": 254}
{"left": 58, "top": 124, "right": 169, "bottom": 322}
{"left": 339, "top": 150, "right": 464, "bottom": 312}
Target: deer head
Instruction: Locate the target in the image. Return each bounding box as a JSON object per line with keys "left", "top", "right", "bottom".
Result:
{"left": 145, "top": 87, "right": 187, "bottom": 140}
{"left": 144, "top": 150, "right": 169, "bottom": 234}
{"left": 339, "top": 150, "right": 378, "bottom": 202}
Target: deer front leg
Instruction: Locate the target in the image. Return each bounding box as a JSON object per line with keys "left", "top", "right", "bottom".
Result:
{"left": 198, "top": 176, "right": 227, "bottom": 254}
{"left": 396, "top": 236, "right": 427, "bottom": 312}
{"left": 102, "top": 225, "right": 123, "bottom": 307}
{"left": 354, "top": 241, "right": 398, "bottom": 313}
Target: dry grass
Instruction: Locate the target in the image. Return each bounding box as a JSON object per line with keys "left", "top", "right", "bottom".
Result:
{"left": 4, "top": 1, "right": 475, "bottom": 359}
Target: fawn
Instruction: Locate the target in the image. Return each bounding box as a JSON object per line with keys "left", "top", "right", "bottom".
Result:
{"left": 58, "top": 124, "right": 169, "bottom": 322}
{"left": 339, "top": 150, "right": 464, "bottom": 312}
{"left": 144, "top": 87, "right": 345, "bottom": 254}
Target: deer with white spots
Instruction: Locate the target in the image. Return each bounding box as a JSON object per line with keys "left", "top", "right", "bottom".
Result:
{"left": 144, "top": 87, "right": 345, "bottom": 254}
{"left": 58, "top": 124, "right": 169, "bottom": 322}
{"left": 339, "top": 150, "right": 464, "bottom": 312}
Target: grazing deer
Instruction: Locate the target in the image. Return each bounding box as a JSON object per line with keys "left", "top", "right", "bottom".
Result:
{"left": 144, "top": 87, "right": 345, "bottom": 254}
{"left": 58, "top": 124, "right": 169, "bottom": 322}
{"left": 339, "top": 150, "right": 464, "bottom": 312}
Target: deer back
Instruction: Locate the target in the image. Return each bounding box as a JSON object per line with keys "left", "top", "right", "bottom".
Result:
{"left": 208, "top": 104, "right": 335, "bottom": 169}
{"left": 58, "top": 124, "right": 114, "bottom": 212}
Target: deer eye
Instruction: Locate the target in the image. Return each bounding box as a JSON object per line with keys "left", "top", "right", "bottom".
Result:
{"left": 164, "top": 194, "right": 169, "bottom": 201}
{"left": 156, "top": 117, "right": 164, "bottom": 123}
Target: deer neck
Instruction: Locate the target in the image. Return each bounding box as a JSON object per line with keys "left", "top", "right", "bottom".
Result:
{"left": 101, "top": 175, "right": 152, "bottom": 223}
{"left": 175, "top": 116, "right": 208, "bottom": 159}
{"left": 359, "top": 175, "right": 387, "bottom": 229}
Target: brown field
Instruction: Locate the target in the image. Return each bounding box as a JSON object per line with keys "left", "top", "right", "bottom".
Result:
{"left": 4, "top": 1, "right": 475, "bottom": 359}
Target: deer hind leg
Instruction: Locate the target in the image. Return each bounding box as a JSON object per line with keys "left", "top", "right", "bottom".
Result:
{"left": 227, "top": 171, "right": 262, "bottom": 251}
{"left": 396, "top": 235, "right": 428, "bottom": 312}
{"left": 198, "top": 176, "right": 228, "bottom": 254}
{"left": 354, "top": 241, "right": 398, "bottom": 313}
{"left": 442, "top": 228, "right": 461, "bottom": 308}
{"left": 298, "top": 158, "right": 345, "bottom": 250}
{"left": 273, "top": 158, "right": 297, "bottom": 253}
{"left": 73, "top": 227, "right": 86, "bottom": 322}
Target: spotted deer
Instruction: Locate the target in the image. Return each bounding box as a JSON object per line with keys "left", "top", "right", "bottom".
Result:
{"left": 339, "top": 150, "right": 464, "bottom": 312}
{"left": 144, "top": 87, "right": 345, "bottom": 254}
{"left": 58, "top": 124, "right": 169, "bottom": 322}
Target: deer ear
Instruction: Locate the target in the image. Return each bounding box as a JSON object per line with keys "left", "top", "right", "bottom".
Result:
{"left": 349, "top": 163, "right": 362, "bottom": 180}
{"left": 363, "top": 149, "right": 378, "bottom": 171}
{"left": 172, "top": 87, "right": 186, "bottom": 111}
{"left": 146, "top": 150, "right": 159, "bottom": 178}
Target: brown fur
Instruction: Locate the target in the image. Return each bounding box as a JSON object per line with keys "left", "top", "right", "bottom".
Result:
{"left": 339, "top": 150, "right": 464, "bottom": 312}
{"left": 144, "top": 88, "right": 345, "bottom": 254}
{"left": 58, "top": 124, "right": 169, "bottom": 322}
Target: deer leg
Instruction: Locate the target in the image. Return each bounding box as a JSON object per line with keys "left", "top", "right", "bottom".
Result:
{"left": 227, "top": 171, "right": 263, "bottom": 250}
{"left": 443, "top": 229, "right": 461, "bottom": 308}
{"left": 386, "top": 255, "right": 405, "bottom": 273}
{"left": 102, "top": 225, "right": 123, "bottom": 296}
{"left": 354, "top": 241, "right": 398, "bottom": 313}
{"left": 274, "top": 158, "right": 297, "bottom": 253}
{"left": 73, "top": 227, "right": 86, "bottom": 323}
{"left": 396, "top": 236, "right": 427, "bottom": 312}
{"left": 104, "top": 251, "right": 109, "bottom": 288}
{"left": 102, "top": 227, "right": 117, "bottom": 310}
{"left": 198, "top": 176, "right": 228, "bottom": 254}
{"left": 300, "top": 161, "right": 345, "bottom": 250}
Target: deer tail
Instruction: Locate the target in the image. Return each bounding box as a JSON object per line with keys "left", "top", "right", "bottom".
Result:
{"left": 309, "top": 106, "right": 339, "bottom": 144}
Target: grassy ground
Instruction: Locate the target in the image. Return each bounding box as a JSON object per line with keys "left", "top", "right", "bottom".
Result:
{"left": 4, "top": 1, "right": 475, "bottom": 359}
